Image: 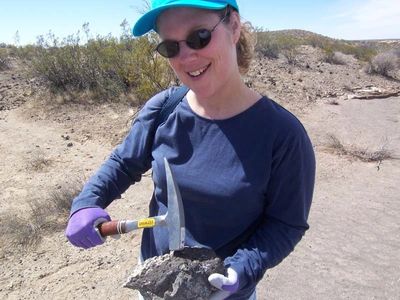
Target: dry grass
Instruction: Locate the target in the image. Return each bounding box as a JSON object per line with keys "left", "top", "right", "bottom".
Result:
{"left": 0, "top": 179, "right": 82, "bottom": 254}
{"left": 27, "top": 150, "right": 52, "bottom": 171}
{"left": 49, "top": 182, "right": 83, "bottom": 217}
{"left": 326, "top": 134, "right": 395, "bottom": 163}
{"left": 0, "top": 212, "right": 42, "bottom": 252}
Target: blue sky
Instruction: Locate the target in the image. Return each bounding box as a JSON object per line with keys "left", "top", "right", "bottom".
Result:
{"left": 1, "top": 0, "right": 399, "bottom": 45}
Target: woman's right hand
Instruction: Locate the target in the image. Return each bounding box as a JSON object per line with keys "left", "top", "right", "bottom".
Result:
{"left": 65, "top": 207, "right": 111, "bottom": 249}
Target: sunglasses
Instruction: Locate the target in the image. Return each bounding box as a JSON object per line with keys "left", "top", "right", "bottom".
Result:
{"left": 156, "top": 9, "right": 230, "bottom": 58}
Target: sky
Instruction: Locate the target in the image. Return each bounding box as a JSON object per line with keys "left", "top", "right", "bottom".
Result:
{"left": 1, "top": 0, "right": 399, "bottom": 45}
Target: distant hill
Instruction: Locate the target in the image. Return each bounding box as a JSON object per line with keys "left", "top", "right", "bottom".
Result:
{"left": 350, "top": 39, "right": 400, "bottom": 52}
{"left": 268, "top": 29, "right": 400, "bottom": 45}
{"left": 255, "top": 29, "right": 399, "bottom": 58}
{"left": 268, "top": 29, "right": 334, "bottom": 41}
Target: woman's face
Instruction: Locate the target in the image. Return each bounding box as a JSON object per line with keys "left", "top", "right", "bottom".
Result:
{"left": 157, "top": 7, "right": 241, "bottom": 99}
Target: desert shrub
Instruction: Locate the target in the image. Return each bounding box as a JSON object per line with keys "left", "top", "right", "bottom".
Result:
{"left": 327, "top": 42, "right": 375, "bottom": 61}
{"left": 255, "top": 31, "right": 300, "bottom": 62}
{"left": 367, "top": 52, "right": 399, "bottom": 77}
{"left": 349, "top": 45, "right": 377, "bottom": 62}
{"left": 316, "top": 39, "right": 376, "bottom": 62}
{"left": 31, "top": 31, "right": 126, "bottom": 99}
{"left": 276, "top": 35, "right": 301, "bottom": 64}
{"left": 255, "top": 31, "right": 280, "bottom": 58}
{"left": 0, "top": 49, "right": 10, "bottom": 70}
{"left": 326, "top": 134, "right": 395, "bottom": 162}
{"left": 122, "top": 33, "right": 176, "bottom": 103}
{"left": 24, "top": 23, "right": 175, "bottom": 102}
{"left": 323, "top": 49, "right": 347, "bottom": 65}
{"left": 307, "top": 36, "right": 328, "bottom": 49}
{"left": 282, "top": 48, "right": 299, "bottom": 65}
{"left": 27, "top": 150, "right": 52, "bottom": 171}
{"left": 10, "top": 44, "right": 39, "bottom": 61}
{"left": 350, "top": 147, "right": 394, "bottom": 162}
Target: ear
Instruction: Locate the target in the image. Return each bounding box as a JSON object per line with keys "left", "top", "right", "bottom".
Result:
{"left": 230, "top": 11, "right": 241, "bottom": 44}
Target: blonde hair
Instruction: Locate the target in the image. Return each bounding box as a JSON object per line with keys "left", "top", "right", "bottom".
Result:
{"left": 218, "top": 7, "right": 255, "bottom": 74}
{"left": 236, "top": 21, "right": 255, "bottom": 74}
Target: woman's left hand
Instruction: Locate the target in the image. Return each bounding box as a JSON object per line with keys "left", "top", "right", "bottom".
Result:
{"left": 208, "top": 267, "right": 239, "bottom": 300}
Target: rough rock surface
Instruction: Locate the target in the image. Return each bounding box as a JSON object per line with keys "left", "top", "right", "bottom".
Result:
{"left": 124, "top": 247, "right": 225, "bottom": 300}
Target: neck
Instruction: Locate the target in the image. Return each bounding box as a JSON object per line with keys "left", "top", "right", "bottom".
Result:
{"left": 187, "top": 74, "right": 261, "bottom": 120}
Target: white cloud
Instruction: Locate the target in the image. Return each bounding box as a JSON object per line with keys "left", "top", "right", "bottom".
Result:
{"left": 353, "top": 0, "right": 400, "bottom": 23}
{"left": 325, "top": 0, "right": 400, "bottom": 39}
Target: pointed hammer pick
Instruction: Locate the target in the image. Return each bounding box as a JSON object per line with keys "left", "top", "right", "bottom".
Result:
{"left": 97, "top": 158, "right": 186, "bottom": 251}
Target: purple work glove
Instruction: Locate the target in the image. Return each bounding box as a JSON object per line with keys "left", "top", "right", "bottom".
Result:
{"left": 208, "top": 267, "right": 239, "bottom": 300}
{"left": 65, "top": 207, "right": 111, "bottom": 249}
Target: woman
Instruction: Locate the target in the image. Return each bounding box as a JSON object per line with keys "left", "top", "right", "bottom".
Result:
{"left": 66, "top": 1, "right": 316, "bottom": 299}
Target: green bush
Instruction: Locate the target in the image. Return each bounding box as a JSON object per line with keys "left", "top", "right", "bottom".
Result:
{"left": 11, "top": 44, "right": 39, "bottom": 61}
{"left": 121, "top": 33, "right": 176, "bottom": 103}
{"left": 30, "top": 32, "right": 126, "bottom": 99}
{"left": 16, "top": 23, "right": 175, "bottom": 102}
{"left": 255, "top": 31, "right": 281, "bottom": 58}
{"left": 320, "top": 41, "right": 376, "bottom": 62}
{"left": 255, "top": 31, "right": 301, "bottom": 60}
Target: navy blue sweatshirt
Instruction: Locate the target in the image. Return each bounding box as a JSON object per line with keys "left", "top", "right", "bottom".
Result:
{"left": 71, "top": 87, "right": 315, "bottom": 299}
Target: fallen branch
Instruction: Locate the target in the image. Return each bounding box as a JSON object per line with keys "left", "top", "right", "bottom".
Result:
{"left": 348, "top": 91, "right": 400, "bottom": 100}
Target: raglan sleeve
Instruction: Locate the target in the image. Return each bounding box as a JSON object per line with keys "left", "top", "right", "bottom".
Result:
{"left": 224, "top": 119, "right": 316, "bottom": 291}
{"left": 69, "top": 90, "right": 169, "bottom": 215}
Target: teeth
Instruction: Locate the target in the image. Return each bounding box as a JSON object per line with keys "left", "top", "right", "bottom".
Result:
{"left": 189, "top": 66, "right": 208, "bottom": 77}
{"left": 190, "top": 70, "right": 202, "bottom": 76}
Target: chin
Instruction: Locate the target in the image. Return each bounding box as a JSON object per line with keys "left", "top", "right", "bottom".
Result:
{"left": 188, "top": 83, "right": 216, "bottom": 99}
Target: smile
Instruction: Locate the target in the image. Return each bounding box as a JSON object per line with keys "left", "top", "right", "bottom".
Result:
{"left": 188, "top": 64, "right": 210, "bottom": 77}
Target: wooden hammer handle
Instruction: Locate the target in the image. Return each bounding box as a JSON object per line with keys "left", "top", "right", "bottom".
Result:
{"left": 98, "top": 220, "right": 127, "bottom": 237}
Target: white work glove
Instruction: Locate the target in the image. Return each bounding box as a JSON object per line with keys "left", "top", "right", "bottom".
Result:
{"left": 208, "top": 267, "right": 239, "bottom": 300}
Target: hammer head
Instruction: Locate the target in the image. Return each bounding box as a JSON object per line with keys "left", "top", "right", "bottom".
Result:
{"left": 164, "top": 158, "right": 186, "bottom": 251}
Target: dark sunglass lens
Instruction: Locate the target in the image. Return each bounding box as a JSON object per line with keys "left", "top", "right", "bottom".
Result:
{"left": 157, "top": 41, "right": 179, "bottom": 58}
{"left": 187, "top": 29, "right": 211, "bottom": 49}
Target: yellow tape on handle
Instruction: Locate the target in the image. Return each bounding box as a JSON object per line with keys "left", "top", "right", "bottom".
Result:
{"left": 138, "top": 218, "right": 156, "bottom": 228}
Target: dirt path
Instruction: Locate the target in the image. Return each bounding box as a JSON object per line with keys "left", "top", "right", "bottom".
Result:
{"left": 1, "top": 96, "right": 399, "bottom": 299}
{"left": 0, "top": 103, "right": 151, "bottom": 299}
{"left": 262, "top": 97, "right": 400, "bottom": 299}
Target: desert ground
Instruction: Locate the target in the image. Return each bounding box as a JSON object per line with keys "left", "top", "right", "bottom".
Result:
{"left": 0, "top": 45, "right": 399, "bottom": 299}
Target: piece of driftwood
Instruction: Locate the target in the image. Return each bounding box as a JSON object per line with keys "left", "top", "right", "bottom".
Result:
{"left": 348, "top": 91, "right": 400, "bottom": 100}
{"left": 124, "top": 247, "right": 225, "bottom": 300}
{"left": 347, "top": 86, "right": 400, "bottom": 100}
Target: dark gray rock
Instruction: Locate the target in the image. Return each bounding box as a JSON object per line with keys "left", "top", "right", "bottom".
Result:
{"left": 124, "top": 247, "right": 225, "bottom": 300}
